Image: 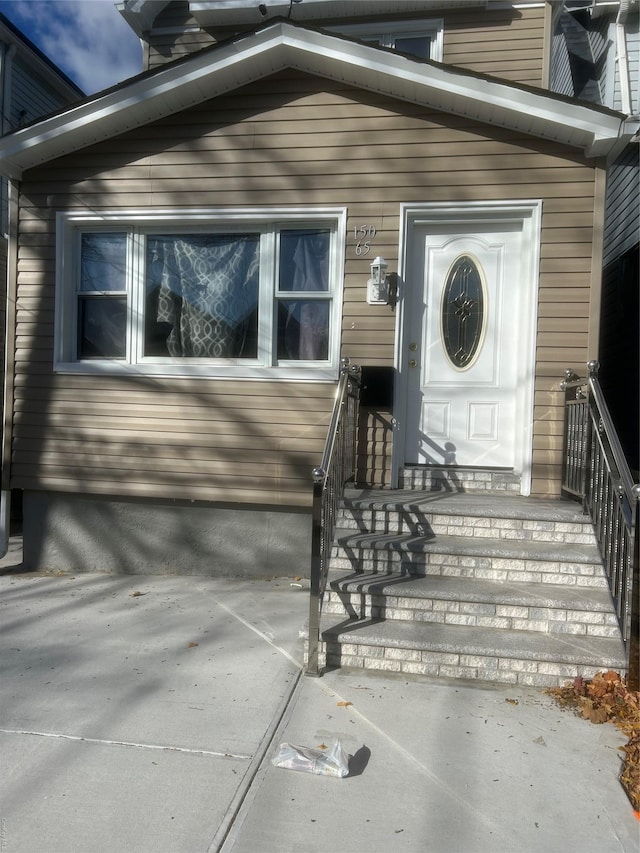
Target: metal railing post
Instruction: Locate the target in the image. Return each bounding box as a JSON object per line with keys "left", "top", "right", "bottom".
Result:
{"left": 306, "top": 358, "right": 360, "bottom": 677}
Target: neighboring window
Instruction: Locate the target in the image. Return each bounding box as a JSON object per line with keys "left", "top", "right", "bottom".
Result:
{"left": 56, "top": 210, "right": 345, "bottom": 379}
{"left": 334, "top": 19, "right": 444, "bottom": 62}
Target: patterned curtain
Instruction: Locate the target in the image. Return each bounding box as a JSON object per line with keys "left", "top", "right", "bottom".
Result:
{"left": 149, "top": 234, "right": 260, "bottom": 358}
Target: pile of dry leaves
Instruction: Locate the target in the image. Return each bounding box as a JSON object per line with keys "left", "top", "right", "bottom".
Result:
{"left": 547, "top": 670, "right": 640, "bottom": 815}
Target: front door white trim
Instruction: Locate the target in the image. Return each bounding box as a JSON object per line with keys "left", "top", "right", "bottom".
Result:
{"left": 393, "top": 201, "right": 542, "bottom": 496}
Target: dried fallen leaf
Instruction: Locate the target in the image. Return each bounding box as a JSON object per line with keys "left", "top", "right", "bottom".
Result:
{"left": 130, "top": 591, "right": 146, "bottom": 597}
{"left": 317, "top": 743, "right": 328, "bottom": 750}
{"left": 579, "top": 698, "right": 610, "bottom": 725}
{"left": 505, "top": 698, "right": 519, "bottom": 705}
{"left": 187, "top": 642, "right": 198, "bottom": 648}
{"left": 337, "top": 701, "right": 353, "bottom": 708}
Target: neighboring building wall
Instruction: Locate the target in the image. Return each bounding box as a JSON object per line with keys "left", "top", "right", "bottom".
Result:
{"left": 14, "top": 71, "right": 599, "bottom": 521}
{"left": 550, "top": 7, "right": 612, "bottom": 105}
{"left": 145, "top": 0, "right": 215, "bottom": 69}
{"left": 9, "top": 54, "right": 73, "bottom": 125}
{"left": 145, "top": 3, "right": 547, "bottom": 88}
{"left": 603, "top": 144, "right": 639, "bottom": 266}
{"left": 598, "top": 142, "right": 639, "bottom": 475}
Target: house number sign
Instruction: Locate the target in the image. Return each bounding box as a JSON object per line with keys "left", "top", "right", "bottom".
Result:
{"left": 353, "top": 224, "right": 377, "bottom": 256}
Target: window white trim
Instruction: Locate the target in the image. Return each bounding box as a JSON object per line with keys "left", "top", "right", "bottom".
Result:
{"left": 331, "top": 19, "right": 444, "bottom": 62}
{"left": 55, "top": 207, "right": 346, "bottom": 381}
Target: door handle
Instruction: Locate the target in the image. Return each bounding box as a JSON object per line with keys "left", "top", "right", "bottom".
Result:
{"left": 409, "top": 359, "right": 417, "bottom": 368}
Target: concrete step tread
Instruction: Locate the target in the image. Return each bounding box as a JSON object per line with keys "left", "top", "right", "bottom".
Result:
{"left": 343, "top": 489, "right": 590, "bottom": 524}
{"left": 319, "top": 615, "right": 626, "bottom": 667}
{"left": 328, "top": 571, "right": 616, "bottom": 612}
{"left": 334, "top": 528, "right": 601, "bottom": 564}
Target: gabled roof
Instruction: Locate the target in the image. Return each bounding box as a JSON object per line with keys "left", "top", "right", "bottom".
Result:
{"left": 0, "top": 19, "right": 631, "bottom": 180}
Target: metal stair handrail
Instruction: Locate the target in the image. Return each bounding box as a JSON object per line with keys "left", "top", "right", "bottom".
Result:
{"left": 561, "top": 361, "right": 640, "bottom": 690}
{"left": 306, "top": 357, "right": 361, "bottom": 677}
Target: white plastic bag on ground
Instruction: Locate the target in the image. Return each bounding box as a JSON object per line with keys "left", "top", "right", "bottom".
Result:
{"left": 271, "top": 739, "right": 349, "bottom": 778}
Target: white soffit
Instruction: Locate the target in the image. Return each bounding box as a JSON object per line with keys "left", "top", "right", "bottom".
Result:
{"left": 0, "top": 20, "right": 625, "bottom": 179}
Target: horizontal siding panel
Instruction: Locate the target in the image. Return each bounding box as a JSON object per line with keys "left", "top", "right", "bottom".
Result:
{"left": 35, "top": 152, "right": 590, "bottom": 181}
{"left": 536, "top": 332, "right": 586, "bottom": 348}
{"left": 13, "top": 427, "right": 324, "bottom": 453}
{"left": 13, "top": 438, "right": 314, "bottom": 464}
{"left": 12, "top": 373, "right": 336, "bottom": 393}
{"left": 14, "top": 387, "right": 336, "bottom": 410}
{"left": 536, "top": 347, "right": 589, "bottom": 363}
{"left": 40, "top": 139, "right": 590, "bottom": 171}
{"left": 27, "top": 169, "right": 594, "bottom": 197}
{"left": 538, "top": 302, "right": 589, "bottom": 318}
{"left": 539, "top": 258, "right": 592, "bottom": 273}
{"left": 12, "top": 475, "right": 313, "bottom": 507}
{"left": 13, "top": 456, "right": 312, "bottom": 480}
{"left": 537, "top": 317, "right": 588, "bottom": 333}
{"left": 13, "top": 410, "right": 330, "bottom": 432}
{"left": 538, "top": 280, "right": 591, "bottom": 294}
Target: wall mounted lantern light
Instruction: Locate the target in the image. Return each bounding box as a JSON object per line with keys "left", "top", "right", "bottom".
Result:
{"left": 367, "top": 256, "right": 389, "bottom": 305}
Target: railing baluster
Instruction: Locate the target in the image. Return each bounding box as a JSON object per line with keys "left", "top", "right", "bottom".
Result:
{"left": 561, "top": 362, "right": 640, "bottom": 691}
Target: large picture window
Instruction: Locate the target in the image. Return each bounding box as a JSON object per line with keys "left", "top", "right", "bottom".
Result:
{"left": 56, "top": 210, "right": 346, "bottom": 379}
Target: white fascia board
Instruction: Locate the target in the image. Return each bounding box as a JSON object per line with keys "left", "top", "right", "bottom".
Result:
{"left": 279, "top": 27, "right": 626, "bottom": 155}
{"left": 0, "top": 21, "right": 626, "bottom": 179}
{"left": 0, "top": 26, "right": 291, "bottom": 179}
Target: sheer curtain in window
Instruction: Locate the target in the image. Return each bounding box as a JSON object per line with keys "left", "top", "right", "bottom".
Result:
{"left": 279, "top": 229, "right": 330, "bottom": 361}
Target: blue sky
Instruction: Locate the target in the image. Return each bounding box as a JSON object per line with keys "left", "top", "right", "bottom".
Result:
{"left": 0, "top": 0, "right": 143, "bottom": 94}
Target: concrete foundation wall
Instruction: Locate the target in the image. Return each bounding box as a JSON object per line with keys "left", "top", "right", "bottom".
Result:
{"left": 22, "top": 491, "right": 311, "bottom": 578}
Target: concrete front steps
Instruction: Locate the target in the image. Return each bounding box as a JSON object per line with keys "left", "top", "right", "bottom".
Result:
{"left": 310, "top": 481, "right": 626, "bottom": 686}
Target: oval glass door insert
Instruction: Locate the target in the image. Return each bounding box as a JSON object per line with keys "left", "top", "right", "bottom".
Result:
{"left": 441, "top": 254, "right": 485, "bottom": 368}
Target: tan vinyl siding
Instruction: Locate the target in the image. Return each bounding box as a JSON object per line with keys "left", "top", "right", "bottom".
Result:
{"left": 442, "top": 5, "right": 546, "bottom": 86}
{"left": 356, "top": 408, "right": 394, "bottom": 489}
{"left": 146, "top": 5, "right": 546, "bottom": 88}
{"left": 14, "top": 71, "right": 598, "bottom": 500}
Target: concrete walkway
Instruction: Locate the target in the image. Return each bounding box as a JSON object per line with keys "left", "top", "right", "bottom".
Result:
{"left": 0, "top": 537, "right": 638, "bottom": 853}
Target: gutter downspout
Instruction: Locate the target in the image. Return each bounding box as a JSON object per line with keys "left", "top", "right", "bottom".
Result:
{"left": 616, "top": 0, "right": 632, "bottom": 115}
{"left": 0, "top": 42, "right": 16, "bottom": 558}
{"left": 0, "top": 178, "right": 18, "bottom": 558}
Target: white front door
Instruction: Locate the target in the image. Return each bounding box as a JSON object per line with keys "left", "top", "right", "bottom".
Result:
{"left": 404, "top": 220, "right": 525, "bottom": 469}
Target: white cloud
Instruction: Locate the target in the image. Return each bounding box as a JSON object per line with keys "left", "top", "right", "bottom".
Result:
{"left": 1, "top": 0, "right": 143, "bottom": 93}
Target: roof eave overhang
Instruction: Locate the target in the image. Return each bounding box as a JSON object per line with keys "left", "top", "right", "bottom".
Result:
{"left": 0, "top": 21, "right": 627, "bottom": 180}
